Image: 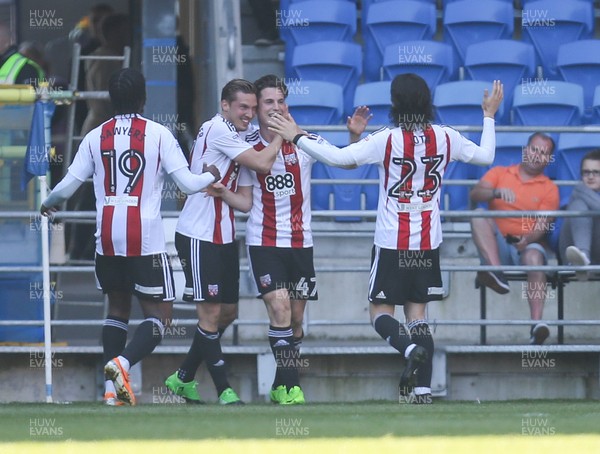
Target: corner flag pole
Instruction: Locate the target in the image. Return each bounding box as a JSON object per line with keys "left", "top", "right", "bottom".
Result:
{"left": 40, "top": 86, "right": 54, "bottom": 404}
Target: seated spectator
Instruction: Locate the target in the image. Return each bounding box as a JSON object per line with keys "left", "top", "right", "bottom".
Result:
{"left": 470, "top": 132, "right": 559, "bottom": 345}
{"left": 559, "top": 149, "right": 600, "bottom": 279}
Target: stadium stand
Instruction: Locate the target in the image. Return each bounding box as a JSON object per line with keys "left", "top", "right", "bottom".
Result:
{"left": 353, "top": 81, "right": 392, "bottom": 126}
{"left": 287, "top": 80, "right": 344, "bottom": 125}
{"left": 363, "top": 0, "right": 436, "bottom": 81}
{"left": 290, "top": 40, "right": 362, "bottom": 117}
{"left": 312, "top": 131, "right": 378, "bottom": 222}
{"left": 434, "top": 80, "right": 505, "bottom": 126}
{"left": 464, "top": 39, "right": 536, "bottom": 122}
{"left": 556, "top": 39, "right": 600, "bottom": 120}
{"left": 521, "top": 0, "right": 594, "bottom": 79}
{"left": 512, "top": 80, "right": 585, "bottom": 126}
{"left": 442, "top": 0, "right": 514, "bottom": 67}
{"left": 382, "top": 40, "right": 454, "bottom": 89}
{"left": 281, "top": 0, "right": 357, "bottom": 76}
{"left": 594, "top": 86, "right": 600, "bottom": 124}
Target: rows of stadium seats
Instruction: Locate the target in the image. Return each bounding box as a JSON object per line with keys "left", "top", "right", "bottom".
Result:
{"left": 282, "top": 0, "right": 600, "bottom": 124}
{"left": 276, "top": 0, "right": 600, "bottom": 216}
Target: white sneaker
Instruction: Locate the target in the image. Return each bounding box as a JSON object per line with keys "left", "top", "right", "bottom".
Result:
{"left": 566, "top": 246, "right": 590, "bottom": 281}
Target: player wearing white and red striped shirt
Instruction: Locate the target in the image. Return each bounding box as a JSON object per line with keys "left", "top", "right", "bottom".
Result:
{"left": 41, "top": 69, "right": 220, "bottom": 406}
{"left": 269, "top": 74, "right": 504, "bottom": 404}
{"left": 165, "top": 79, "right": 284, "bottom": 406}
{"left": 208, "top": 75, "right": 372, "bottom": 404}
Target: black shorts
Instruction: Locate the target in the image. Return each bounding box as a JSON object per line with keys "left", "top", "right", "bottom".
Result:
{"left": 368, "top": 246, "right": 443, "bottom": 305}
{"left": 175, "top": 232, "right": 239, "bottom": 304}
{"left": 95, "top": 253, "right": 175, "bottom": 302}
{"left": 248, "top": 246, "right": 318, "bottom": 300}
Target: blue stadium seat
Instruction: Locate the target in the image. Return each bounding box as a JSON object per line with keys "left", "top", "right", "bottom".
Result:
{"left": 557, "top": 40, "right": 600, "bottom": 119}
{"left": 594, "top": 86, "right": 600, "bottom": 124}
{"left": 512, "top": 81, "right": 584, "bottom": 126}
{"left": 287, "top": 80, "right": 344, "bottom": 125}
{"left": 382, "top": 40, "right": 454, "bottom": 91}
{"left": 353, "top": 81, "right": 392, "bottom": 126}
{"left": 434, "top": 80, "right": 504, "bottom": 126}
{"left": 311, "top": 161, "right": 378, "bottom": 222}
{"left": 311, "top": 161, "right": 332, "bottom": 212}
{"left": 556, "top": 133, "right": 600, "bottom": 205}
{"left": 362, "top": 0, "right": 437, "bottom": 38}
{"left": 363, "top": 0, "right": 436, "bottom": 82}
{"left": 464, "top": 40, "right": 536, "bottom": 121}
{"left": 441, "top": 161, "right": 478, "bottom": 212}
{"left": 313, "top": 131, "right": 379, "bottom": 221}
{"left": 443, "top": 0, "right": 514, "bottom": 66}
{"left": 493, "top": 132, "right": 530, "bottom": 168}
{"left": 291, "top": 40, "right": 362, "bottom": 117}
{"left": 522, "top": 0, "right": 593, "bottom": 79}
{"left": 281, "top": 1, "right": 357, "bottom": 76}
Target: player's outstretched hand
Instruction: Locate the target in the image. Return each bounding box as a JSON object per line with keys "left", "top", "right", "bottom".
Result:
{"left": 347, "top": 106, "right": 373, "bottom": 137}
{"left": 482, "top": 80, "right": 504, "bottom": 119}
{"left": 203, "top": 162, "right": 221, "bottom": 183}
{"left": 268, "top": 112, "right": 303, "bottom": 142}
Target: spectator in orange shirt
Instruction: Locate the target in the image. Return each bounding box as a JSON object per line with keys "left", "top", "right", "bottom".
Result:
{"left": 470, "top": 132, "right": 559, "bottom": 344}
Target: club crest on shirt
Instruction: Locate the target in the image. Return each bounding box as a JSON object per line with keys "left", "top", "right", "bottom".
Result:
{"left": 208, "top": 284, "right": 219, "bottom": 296}
{"left": 283, "top": 152, "right": 298, "bottom": 166}
{"left": 260, "top": 274, "right": 272, "bottom": 288}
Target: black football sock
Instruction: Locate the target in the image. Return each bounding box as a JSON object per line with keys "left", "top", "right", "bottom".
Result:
{"left": 409, "top": 319, "right": 434, "bottom": 392}
{"left": 177, "top": 324, "right": 205, "bottom": 382}
{"left": 120, "top": 317, "right": 164, "bottom": 367}
{"left": 102, "top": 315, "right": 128, "bottom": 364}
{"left": 197, "top": 326, "right": 230, "bottom": 396}
{"left": 373, "top": 313, "right": 413, "bottom": 356}
{"left": 269, "top": 325, "right": 299, "bottom": 390}
{"left": 293, "top": 329, "right": 304, "bottom": 350}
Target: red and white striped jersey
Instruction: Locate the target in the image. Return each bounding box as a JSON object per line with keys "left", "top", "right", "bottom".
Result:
{"left": 67, "top": 114, "right": 189, "bottom": 256}
{"left": 176, "top": 114, "right": 257, "bottom": 244}
{"left": 338, "top": 125, "right": 479, "bottom": 250}
{"left": 239, "top": 135, "right": 315, "bottom": 248}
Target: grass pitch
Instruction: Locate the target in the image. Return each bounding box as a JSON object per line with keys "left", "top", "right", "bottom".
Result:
{"left": 1, "top": 400, "right": 599, "bottom": 452}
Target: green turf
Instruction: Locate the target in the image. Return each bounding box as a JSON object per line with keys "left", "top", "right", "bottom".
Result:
{"left": 1, "top": 400, "right": 599, "bottom": 442}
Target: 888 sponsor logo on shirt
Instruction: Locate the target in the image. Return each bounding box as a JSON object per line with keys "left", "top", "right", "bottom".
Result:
{"left": 265, "top": 173, "right": 296, "bottom": 198}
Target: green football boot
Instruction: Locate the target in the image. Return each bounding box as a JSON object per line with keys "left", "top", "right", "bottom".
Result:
{"left": 219, "top": 387, "right": 244, "bottom": 405}
{"left": 269, "top": 385, "right": 287, "bottom": 404}
{"left": 281, "top": 385, "right": 305, "bottom": 405}
{"left": 164, "top": 372, "right": 203, "bottom": 404}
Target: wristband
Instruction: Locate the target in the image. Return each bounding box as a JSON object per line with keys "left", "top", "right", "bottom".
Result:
{"left": 292, "top": 133, "right": 307, "bottom": 145}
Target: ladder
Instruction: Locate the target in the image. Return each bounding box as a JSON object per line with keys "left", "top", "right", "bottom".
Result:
{"left": 63, "top": 43, "right": 131, "bottom": 176}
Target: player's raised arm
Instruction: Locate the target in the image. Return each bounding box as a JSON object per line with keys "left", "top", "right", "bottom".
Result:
{"left": 347, "top": 106, "right": 373, "bottom": 143}
{"left": 458, "top": 80, "right": 504, "bottom": 166}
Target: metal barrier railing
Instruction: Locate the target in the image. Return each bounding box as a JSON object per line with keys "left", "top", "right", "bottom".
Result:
{"left": 1, "top": 208, "right": 599, "bottom": 346}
